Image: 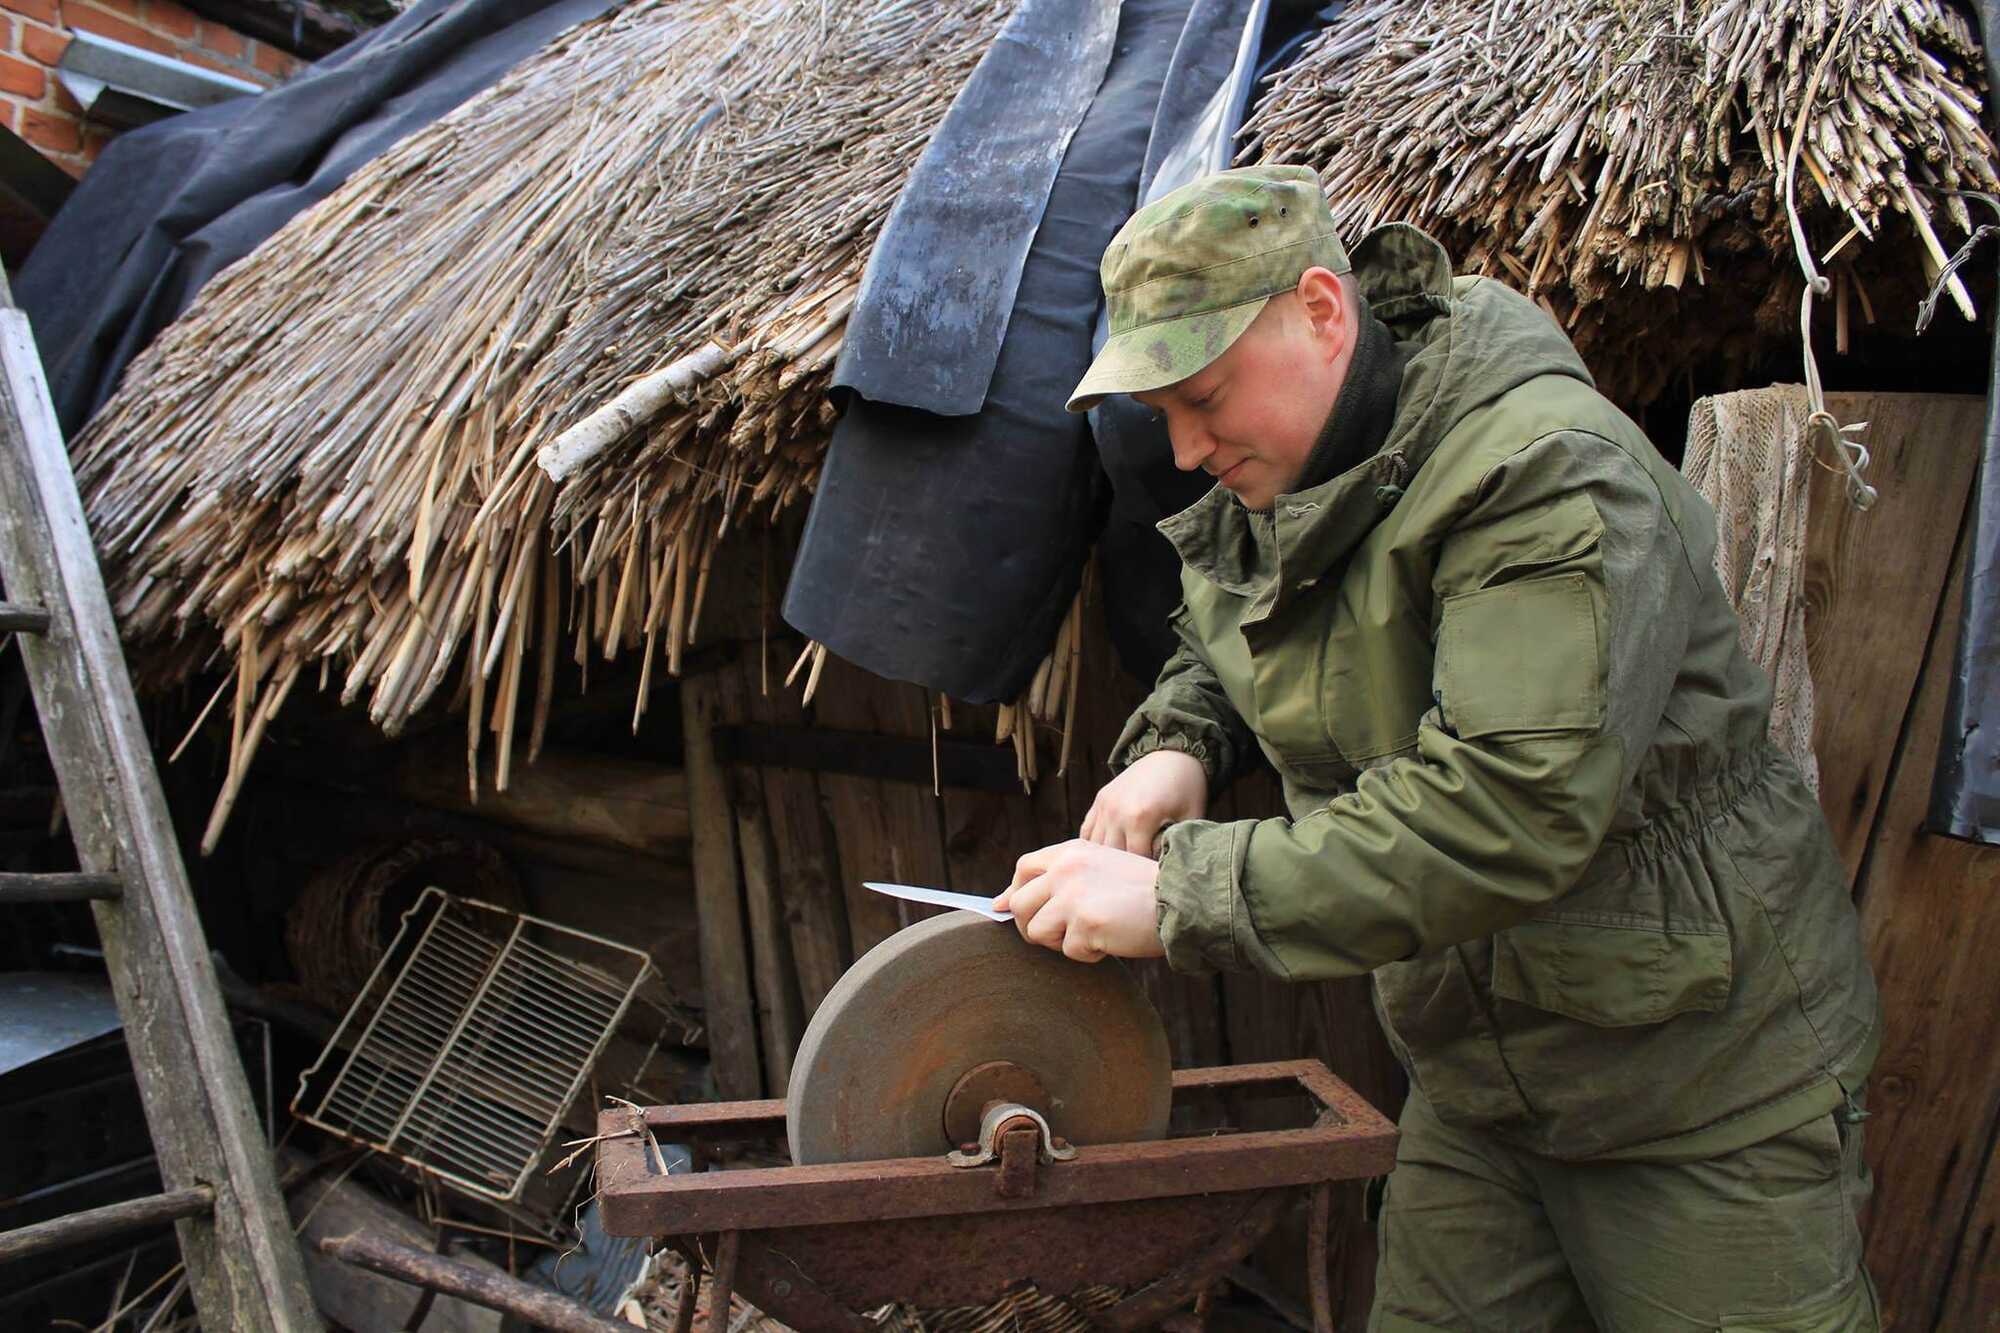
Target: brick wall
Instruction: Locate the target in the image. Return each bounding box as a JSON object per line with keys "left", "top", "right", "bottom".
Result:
{"left": 0, "top": 0, "right": 306, "bottom": 175}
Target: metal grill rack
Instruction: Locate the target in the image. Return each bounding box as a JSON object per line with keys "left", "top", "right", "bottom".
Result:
{"left": 293, "top": 887, "right": 653, "bottom": 1205}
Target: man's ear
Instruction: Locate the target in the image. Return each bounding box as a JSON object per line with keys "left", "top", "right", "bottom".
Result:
{"left": 1294, "top": 266, "right": 1350, "bottom": 357}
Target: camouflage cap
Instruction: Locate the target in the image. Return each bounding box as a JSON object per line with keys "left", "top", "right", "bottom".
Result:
{"left": 1067, "top": 164, "right": 1349, "bottom": 413}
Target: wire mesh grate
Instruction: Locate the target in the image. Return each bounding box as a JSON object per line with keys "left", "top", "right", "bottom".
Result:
{"left": 292, "top": 887, "right": 653, "bottom": 1204}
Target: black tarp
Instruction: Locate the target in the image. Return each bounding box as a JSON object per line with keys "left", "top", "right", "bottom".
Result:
{"left": 829, "top": 0, "right": 1122, "bottom": 418}
{"left": 788, "top": 0, "right": 1321, "bottom": 701}
{"left": 1927, "top": 0, "right": 2000, "bottom": 845}
{"left": 17, "top": 0, "right": 613, "bottom": 438}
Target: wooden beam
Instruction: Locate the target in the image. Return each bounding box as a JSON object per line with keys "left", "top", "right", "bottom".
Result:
{"left": 0, "top": 1185, "right": 212, "bottom": 1264}
{"left": 0, "top": 869, "right": 121, "bottom": 902}
{"left": 0, "top": 307, "right": 319, "bottom": 1329}
{"left": 315, "top": 1232, "right": 632, "bottom": 1333}
{"left": 681, "top": 671, "right": 762, "bottom": 1100}
{"left": 715, "top": 722, "right": 1024, "bottom": 793}
{"left": 0, "top": 598, "right": 49, "bottom": 632}
{"left": 388, "top": 736, "right": 690, "bottom": 856}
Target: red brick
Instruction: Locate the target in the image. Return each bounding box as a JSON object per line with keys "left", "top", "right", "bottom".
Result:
{"left": 197, "top": 21, "right": 242, "bottom": 58}
{"left": 19, "top": 21, "right": 67, "bottom": 64}
{"left": 66, "top": 2, "right": 177, "bottom": 56}
{"left": 0, "top": 51, "right": 42, "bottom": 96}
{"left": 52, "top": 76, "right": 81, "bottom": 113}
{"left": 0, "top": 100, "right": 16, "bottom": 132}
{"left": 250, "top": 39, "right": 292, "bottom": 78}
{"left": 0, "top": 0, "right": 57, "bottom": 29}
{"left": 180, "top": 46, "right": 242, "bottom": 77}
{"left": 20, "top": 105, "right": 79, "bottom": 153}
{"left": 146, "top": 0, "right": 196, "bottom": 39}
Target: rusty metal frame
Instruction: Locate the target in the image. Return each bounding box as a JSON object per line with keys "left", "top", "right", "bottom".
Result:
{"left": 598, "top": 1061, "right": 1395, "bottom": 1235}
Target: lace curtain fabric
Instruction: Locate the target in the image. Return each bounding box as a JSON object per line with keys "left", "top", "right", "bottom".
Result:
{"left": 1683, "top": 383, "right": 1821, "bottom": 793}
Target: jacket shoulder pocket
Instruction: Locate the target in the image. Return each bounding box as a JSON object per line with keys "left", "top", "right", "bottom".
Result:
{"left": 1492, "top": 918, "right": 1733, "bottom": 1027}
{"left": 1437, "top": 571, "right": 1604, "bottom": 739}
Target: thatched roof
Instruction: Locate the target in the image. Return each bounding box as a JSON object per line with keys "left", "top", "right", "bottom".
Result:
{"left": 69, "top": 0, "right": 1995, "bottom": 844}
{"left": 75, "top": 0, "right": 1014, "bottom": 844}
{"left": 1244, "top": 0, "right": 1998, "bottom": 403}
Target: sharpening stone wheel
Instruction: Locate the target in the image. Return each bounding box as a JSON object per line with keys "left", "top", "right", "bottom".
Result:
{"left": 786, "top": 912, "right": 1173, "bottom": 1165}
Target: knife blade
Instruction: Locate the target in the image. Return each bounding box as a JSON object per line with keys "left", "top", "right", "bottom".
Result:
{"left": 863, "top": 881, "right": 1012, "bottom": 921}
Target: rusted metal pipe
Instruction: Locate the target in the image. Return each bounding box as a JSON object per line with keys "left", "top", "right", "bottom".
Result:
{"left": 670, "top": 1269, "right": 699, "bottom": 1333}
{"left": 1308, "top": 1182, "right": 1333, "bottom": 1333}
{"left": 706, "top": 1230, "right": 741, "bottom": 1333}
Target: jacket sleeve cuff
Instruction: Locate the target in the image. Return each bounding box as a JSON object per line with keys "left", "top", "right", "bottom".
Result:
{"left": 1109, "top": 718, "right": 1232, "bottom": 790}
{"left": 1153, "top": 819, "right": 1286, "bottom": 977}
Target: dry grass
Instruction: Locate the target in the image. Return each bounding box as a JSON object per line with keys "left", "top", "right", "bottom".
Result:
{"left": 1243, "top": 0, "right": 1999, "bottom": 402}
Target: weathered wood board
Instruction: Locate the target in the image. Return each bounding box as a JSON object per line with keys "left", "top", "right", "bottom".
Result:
{"left": 1807, "top": 392, "right": 1983, "bottom": 884}
{"left": 1850, "top": 538, "right": 2000, "bottom": 1330}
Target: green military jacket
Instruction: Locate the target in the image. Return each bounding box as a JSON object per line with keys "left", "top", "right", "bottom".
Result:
{"left": 1111, "top": 224, "right": 1879, "bottom": 1161}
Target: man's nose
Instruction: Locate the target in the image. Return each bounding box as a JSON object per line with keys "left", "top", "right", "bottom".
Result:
{"left": 1168, "top": 417, "right": 1212, "bottom": 472}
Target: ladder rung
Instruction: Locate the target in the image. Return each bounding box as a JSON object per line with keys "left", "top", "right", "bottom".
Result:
{"left": 0, "top": 870, "right": 123, "bottom": 903}
{"left": 0, "top": 600, "right": 50, "bottom": 633}
{"left": 0, "top": 1185, "right": 214, "bottom": 1265}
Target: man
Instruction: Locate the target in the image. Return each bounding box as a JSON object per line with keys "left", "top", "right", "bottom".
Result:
{"left": 994, "top": 165, "right": 1882, "bottom": 1331}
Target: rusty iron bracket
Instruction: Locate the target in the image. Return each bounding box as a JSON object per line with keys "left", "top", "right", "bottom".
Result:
{"left": 947, "top": 1102, "right": 1075, "bottom": 1168}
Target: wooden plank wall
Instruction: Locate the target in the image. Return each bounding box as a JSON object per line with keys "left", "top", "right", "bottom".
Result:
{"left": 1804, "top": 392, "right": 2000, "bottom": 1330}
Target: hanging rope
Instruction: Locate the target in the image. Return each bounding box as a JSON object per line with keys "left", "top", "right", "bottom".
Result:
{"left": 1778, "top": 0, "right": 1878, "bottom": 512}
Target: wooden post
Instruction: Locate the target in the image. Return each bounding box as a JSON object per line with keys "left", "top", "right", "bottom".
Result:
{"left": 733, "top": 780, "right": 805, "bottom": 1095}
{"left": 735, "top": 643, "right": 852, "bottom": 1019}
{"left": 680, "top": 672, "right": 763, "bottom": 1100}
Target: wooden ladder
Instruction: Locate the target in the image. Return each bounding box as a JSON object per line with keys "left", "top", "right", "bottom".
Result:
{"left": 0, "top": 282, "right": 320, "bottom": 1328}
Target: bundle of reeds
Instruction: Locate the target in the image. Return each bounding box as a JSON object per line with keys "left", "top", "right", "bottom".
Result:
{"left": 71, "top": 0, "right": 1016, "bottom": 845}
{"left": 1242, "top": 0, "right": 1999, "bottom": 403}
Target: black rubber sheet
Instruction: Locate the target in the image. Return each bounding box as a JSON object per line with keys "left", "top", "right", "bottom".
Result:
{"left": 1927, "top": 2, "right": 2000, "bottom": 844}
{"left": 17, "top": 0, "right": 613, "bottom": 438}
{"left": 788, "top": 0, "right": 1245, "bottom": 702}
{"left": 830, "top": 0, "right": 1121, "bottom": 417}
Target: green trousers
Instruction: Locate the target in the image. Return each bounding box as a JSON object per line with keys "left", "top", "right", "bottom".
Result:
{"left": 1369, "top": 1087, "right": 1880, "bottom": 1331}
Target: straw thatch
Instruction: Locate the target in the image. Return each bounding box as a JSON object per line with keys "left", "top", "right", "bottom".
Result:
{"left": 1243, "top": 0, "right": 1999, "bottom": 403}
{"left": 74, "top": 0, "right": 1017, "bottom": 845}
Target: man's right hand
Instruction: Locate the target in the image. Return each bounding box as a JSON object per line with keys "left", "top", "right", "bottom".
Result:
{"left": 1081, "top": 748, "right": 1209, "bottom": 858}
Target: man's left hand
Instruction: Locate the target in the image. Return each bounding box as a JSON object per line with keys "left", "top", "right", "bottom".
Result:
{"left": 994, "top": 840, "right": 1167, "bottom": 963}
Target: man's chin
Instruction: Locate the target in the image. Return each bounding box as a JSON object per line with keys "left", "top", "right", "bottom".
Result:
{"left": 1227, "top": 485, "right": 1276, "bottom": 513}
